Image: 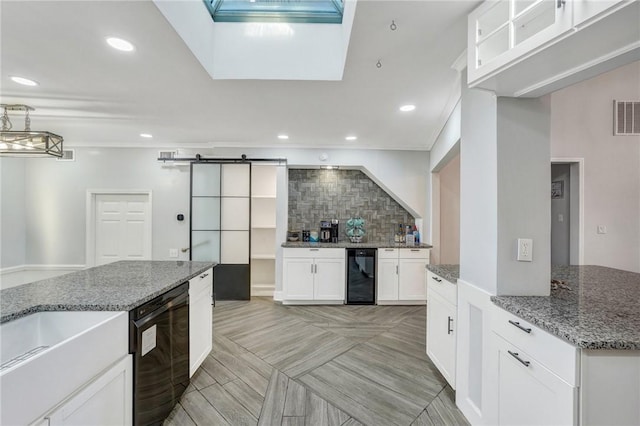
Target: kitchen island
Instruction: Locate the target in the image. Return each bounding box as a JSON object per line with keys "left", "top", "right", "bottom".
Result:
{"left": 0, "top": 260, "right": 215, "bottom": 426}
{"left": 489, "top": 265, "right": 640, "bottom": 425}
{"left": 0, "top": 260, "right": 214, "bottom": 323}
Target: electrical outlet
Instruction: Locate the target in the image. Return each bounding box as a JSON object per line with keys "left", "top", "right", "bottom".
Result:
{"left": 169, "top": 248, "right": 178, "bottom": 258}
{"left": 517, "top": 238, "right": 533, "bottom": 262}
{"left": 597, "top": 225, "right": 607, "bottom": 234}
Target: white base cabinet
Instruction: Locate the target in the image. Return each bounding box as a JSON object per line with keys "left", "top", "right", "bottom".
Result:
{"left": 377, "top": 248, "right": 429, "bottom": 305}
{"left": 189, "top": 268, "right": 213, "bottom": 376}
{"left": 34, "top": 356, "right": 133, "bottom": 426}
{"left": 283, "top": 248, "right": 345, "bottom": 304}
{"left": 426, "top": 271, "right": 457, "bottom": 389}
{"left": 491, "top": 306, "right": 578, "bottom": 425}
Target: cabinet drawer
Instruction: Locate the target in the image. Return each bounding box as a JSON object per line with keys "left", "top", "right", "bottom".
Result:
{"left": 427, "top": 271, "right": 456, "bottom": 305}
{"left": 378, "top": 248, "right": 399, "bottom": 259}
{"left": 399, "top": 248, "right": 429, "bottom": 260}
{"left": 492, "top": 305, "right": 578, "bottom": 385}
{"left": 283, "top": 248, "right": 345, "bottom": 259}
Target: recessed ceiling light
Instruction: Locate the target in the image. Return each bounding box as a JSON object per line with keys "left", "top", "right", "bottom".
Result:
{"left": 106, "top": 37, "right": 135, "bottom": 52}
{"left": 345, "top": 136, "right": 357, "bottom": 141}
{"left": 399, "top": 104, "right": 416, "bottom": 112}
{"left": 10, "top": 76, "right": 39, "bottom": 86}
{"left": 140, "top": 133, "right": 153, "bottom": 138}
{"left": 278, "top": 134, "right": 289, "bottom": 140}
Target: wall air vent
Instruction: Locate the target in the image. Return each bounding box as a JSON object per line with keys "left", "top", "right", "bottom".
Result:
{"left": 158, "top": 150, "right": 178, "bottom": 161}
{"left": 614, "top": 100, "right": 640, "bottom": 136}
{"left": 56, "top": 149, "right": 75, "bottom": 162}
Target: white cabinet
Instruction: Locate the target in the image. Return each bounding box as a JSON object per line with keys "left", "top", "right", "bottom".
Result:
{"left": 282, "top": 248, "right": 345, "bottom": 304}
{"left": 36, "top": 356, "right": 133, "bottom": 426}
{"left": 467, "top": 0, "right": 638, "bottom": 97}
{"left": 426, "top": 271, "right": 457, "bottom": 389}
{"left": 468, "top": 0, "right": 573, "bottom": 85}
{"left": 491, "top": 306, "right": 578, "bottom": 425}
{"left": 494, "top": 335, "right": 576, "bottom": 425}
{"left": 377, "top": 248, "right": 429, "bottom": 305}
{"left": 189, "top": 268, "right": 213, "bottom": 377}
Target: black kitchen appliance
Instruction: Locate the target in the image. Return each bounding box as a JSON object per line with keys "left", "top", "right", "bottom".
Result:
{"left": 346, "top": 249, "right": 376, "bottom": 304}
{"left": 330, "top": 219, "right": 339, "bottom": 243}
{"left": 130, "top": 282, "right": 190, "bottom": 426}
{"left": 320, "top": 220, "right": 332, "bottom": 243}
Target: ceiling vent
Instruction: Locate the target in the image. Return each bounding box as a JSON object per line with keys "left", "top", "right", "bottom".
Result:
{"left": 614, "top": 100, "right": 640, "bottom": 136}
{"left": 56, "top": 149, "right": 75, "bottom": 162}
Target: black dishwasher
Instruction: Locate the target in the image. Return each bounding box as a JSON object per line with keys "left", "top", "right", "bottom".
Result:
{"left": 130, "top": 282, "right": 189, "bottom": 426}
{"left": 346, "top": 249, "right": 376, "bottom": 304}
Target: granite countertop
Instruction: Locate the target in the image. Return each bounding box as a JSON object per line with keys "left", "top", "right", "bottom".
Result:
{"left": 426, "top": 264, "right": 459, "bottom": 283}
{"left": 282, "top": 242, "right": 433, "bottom": 249}
{"left": 492, "top": 265, "right": 640, "bottom": 350}
{"left": 0, "top": 260, "right": 215, "bottom": 323}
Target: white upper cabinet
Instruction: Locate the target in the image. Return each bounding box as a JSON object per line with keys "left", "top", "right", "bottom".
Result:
{"left": 468, "top": 0, "right": 573, "bottom": 86}
{"left": 467, "top": 0, "right": 638, "bottom": 97}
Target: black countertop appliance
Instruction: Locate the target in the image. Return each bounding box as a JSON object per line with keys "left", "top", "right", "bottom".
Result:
{"left": 320, "top": 220, "right": 332, "bottom": 243}
{"left": 330, "top": 219, "right": 339, "bottom": 243}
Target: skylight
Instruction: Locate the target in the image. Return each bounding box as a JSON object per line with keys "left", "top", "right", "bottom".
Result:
{"left": 204, "top": 0, "right": 344, "bottom": 24}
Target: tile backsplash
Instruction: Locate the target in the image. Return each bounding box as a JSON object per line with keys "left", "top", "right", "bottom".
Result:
{"left": 288, "top": 169, "right": 415, "bottom": 242}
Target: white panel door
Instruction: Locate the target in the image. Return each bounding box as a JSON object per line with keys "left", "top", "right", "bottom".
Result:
{"left": 314, "top": 258, "right": 345, "bottom": 301}
{"left": 95, "top": 194, "right": 151, "bottom": 266}
{"left": 283, "top": 258, "right": 314, "bottom": 300}
{"left": 398, "top": 258, "right": 427, "bottom": 300}
{"left": 377, "top": 258, "right": 399, "bottom": 301}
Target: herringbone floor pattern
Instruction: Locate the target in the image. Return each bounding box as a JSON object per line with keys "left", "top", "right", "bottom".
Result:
{"left": 164, "top": 298, "right": 469, "bottom": 426}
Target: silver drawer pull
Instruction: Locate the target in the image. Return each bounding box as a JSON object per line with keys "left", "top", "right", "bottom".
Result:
{"left": 385, "top": 249, "right": 395, "bottom": 251}
{"left": 200, "top": 273, "right": 209, "bottom": 279}
{"left": 447, "top": 316, "right": 453, "bottom": 335}
{"left": 508, "top": 320, "right": 532, "bottom": 334}
{"left": 310, "top": 248, "right": 319, "bottom": 251}
{"left": 508, "top": 350, "right": 531, "bottom": 367}
{"left": 411, "top": 249, "right": 420, "bottom": 252}
{"left": 431, "top": 276, "right": 442, "bottom": 283}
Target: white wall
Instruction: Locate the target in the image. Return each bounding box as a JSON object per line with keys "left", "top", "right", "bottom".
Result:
{"left": 460, "top": 77, "right": 498, "bottom": 293}
{"left": 2, "top": 146, "right": 429, "bottom": 271}
{"left": 21, "top": 149, "right": 192, "bottom": 265}
{"left": 496, "top": 96, "right": 551, "bottom": 296}
{"left": 0, "top": 158, "right": 26, "bottom": 268}
{"left": 550, "top": 61, "right": 640, "bottom": 273}
{"left": 430, "top": 100, "right": 461, "bottom": 172}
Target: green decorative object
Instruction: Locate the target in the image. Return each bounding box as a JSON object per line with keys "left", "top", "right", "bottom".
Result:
{"left": 346, "top": 217, "right": 366, "bottom": 243}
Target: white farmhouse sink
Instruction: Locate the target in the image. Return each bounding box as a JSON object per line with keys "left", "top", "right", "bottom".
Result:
{"left": 0, "top": 311, "right": 128, "bottom": 425}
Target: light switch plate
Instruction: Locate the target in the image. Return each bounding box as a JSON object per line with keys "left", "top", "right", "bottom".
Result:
{"left": 169, "top": 248, "right": 178, "bottom": 258}
{"left": 517, "top": 238, "right": 533, "bottom": 262}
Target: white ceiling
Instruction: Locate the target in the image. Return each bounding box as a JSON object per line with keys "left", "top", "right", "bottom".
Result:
{"left": 0, "top": 0, "right": 480, "bottom": 151}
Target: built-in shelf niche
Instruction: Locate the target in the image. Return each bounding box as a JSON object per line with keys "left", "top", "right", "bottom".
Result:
{"left": 250, "top": 164, "right": 277, "bottom": 296}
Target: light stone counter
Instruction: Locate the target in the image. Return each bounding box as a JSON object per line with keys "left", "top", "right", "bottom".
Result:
{"left": 0, "top": 260, "right": 215, "bottom": 323}
{"left": 492, "top": 265, "right": 640, "bottom": 350}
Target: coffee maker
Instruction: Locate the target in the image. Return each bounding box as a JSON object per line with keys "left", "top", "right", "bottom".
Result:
{"left": 330, "top": 219, "right": 339, "bottom": 243}
{"left": 320, "top": 221, "right": 332, "bottom": 243}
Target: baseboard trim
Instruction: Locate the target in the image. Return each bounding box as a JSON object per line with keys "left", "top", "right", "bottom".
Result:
{"left": 273, "top": 291, "right": 283, "bottom": 302}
